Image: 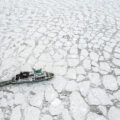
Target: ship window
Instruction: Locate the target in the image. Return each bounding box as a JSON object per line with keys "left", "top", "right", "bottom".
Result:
{"left": 23, "top": 73, "right": 27, "bottom": 76}
{"left": 16, "top": 75, "right": 19, "bottom": 80}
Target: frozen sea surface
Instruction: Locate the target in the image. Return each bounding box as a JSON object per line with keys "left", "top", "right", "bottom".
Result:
{"left": 0, "top": 0, "right": 120, "bottom": 120}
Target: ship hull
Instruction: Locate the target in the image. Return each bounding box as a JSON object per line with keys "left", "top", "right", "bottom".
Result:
{"left": 0, "top": 70, "right": 54, "bottom": 87}
{"left": 11, "top": 76, "right": 53, "bottom": 85}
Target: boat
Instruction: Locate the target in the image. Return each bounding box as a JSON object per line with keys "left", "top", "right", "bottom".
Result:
{"left": 0, "top": 68, "right": 54, "bottom": 87}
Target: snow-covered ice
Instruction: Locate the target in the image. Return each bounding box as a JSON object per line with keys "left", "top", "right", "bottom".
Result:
{"left": 0, "top": 0, "right": 120, "bottom": 120}
{"left": 108, "top": 107, "right": 120, "bottom": 120}
{"left": 102, "top": 75, "right": 118, "bottom": 91}
{"left": 87, "top": 88, "right": 112, "bottom": 105}
{"left": 70, "top": 91, "right": 89, "bottom": 120}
